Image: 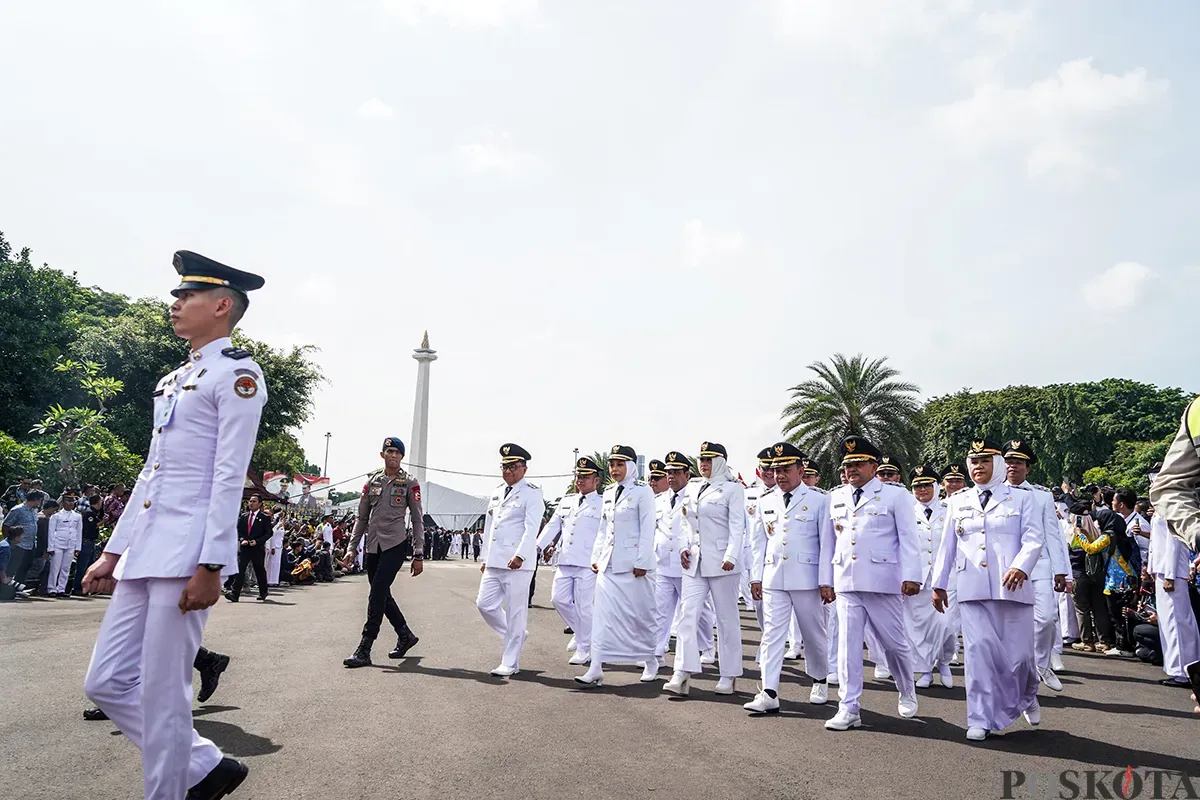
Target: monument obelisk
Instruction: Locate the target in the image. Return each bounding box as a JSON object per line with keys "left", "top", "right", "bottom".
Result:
{"left": 410, "top": 331, "right": 438, "bottom": 484}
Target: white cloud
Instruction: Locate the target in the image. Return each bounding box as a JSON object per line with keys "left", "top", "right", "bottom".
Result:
{"left": 356, "top": 98, "right": 395, "bottom": 120}
{"left": 1083, "top": 261, "right": 1156, "bottom": 311}
{"left": 682, "top": 219, "right": 745, "bottom": 267}
{"left": 931, "top": 58, "right": 1168, "bottom": 180}
{"left": 457, "top": 131, "right": 539, "bottom": 175}
{"left": 776, "top": 0, "right": 971, "bottom": 60}
{"left": 383, "top": 0, "right": 537, "bottom": 27}
{"left": 955, "top": 7, "right": 1033, "bottom": 85}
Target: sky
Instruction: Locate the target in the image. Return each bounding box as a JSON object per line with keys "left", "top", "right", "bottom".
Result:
{"left": 3, "top": 0, "right": 1198, "bottom": 501}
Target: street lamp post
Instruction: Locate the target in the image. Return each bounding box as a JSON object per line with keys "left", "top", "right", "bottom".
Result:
{"left": 323, "top": 432, "right": 332, "bottom": 477}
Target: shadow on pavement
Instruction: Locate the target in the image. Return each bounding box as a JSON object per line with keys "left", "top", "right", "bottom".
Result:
{"left": 193, "top": 719, "right": 283, "bottom": 757}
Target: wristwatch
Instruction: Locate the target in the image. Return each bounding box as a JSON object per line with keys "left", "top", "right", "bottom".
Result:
{"left": 201, "top": 563, "right": 223, "bottom": 573}
{"left": 412, "top": 554, "right": 424, "bottom": 561}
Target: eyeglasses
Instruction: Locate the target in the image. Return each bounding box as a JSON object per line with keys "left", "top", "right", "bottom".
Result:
{"left": 500, "top": 463, "right": 524, "bottom": 472}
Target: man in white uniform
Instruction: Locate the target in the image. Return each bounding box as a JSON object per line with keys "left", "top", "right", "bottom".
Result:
{"left": 539, "top": 457, "right": 604, "bottom": 666}
{"left": 47, "top": 494, "right": 83, "bottom": 597}
{"left": 655, "top": 452, "right": 716, "bottom": 668}
{"left": 940, "top": 462, "right": 970, "bottom": 666}
{"left": 905, "top": 464, "right": 954, "bottom": 689}
{"left": 1148, "top": 513, "right": 1200, "bottom": 687}
{"left": 478, "top": 443, "right": 543, "bottom": 677}
{"left": 82, "top": 251, "right": 266, "bottom": 800}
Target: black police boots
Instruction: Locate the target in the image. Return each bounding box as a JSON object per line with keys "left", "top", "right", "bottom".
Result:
{"left": 388, "top": 626, "right": 420, "bottom": 659}
{"left": 197, "top": 651, "right": 231, "bottom": 703}
{"left": 343, "top": 637, "right": 373, "bottom": 668}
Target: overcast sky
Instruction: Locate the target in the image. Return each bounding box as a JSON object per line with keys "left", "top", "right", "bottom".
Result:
{"left": 3, "top": 0, "right": 1197, "bottom": 500}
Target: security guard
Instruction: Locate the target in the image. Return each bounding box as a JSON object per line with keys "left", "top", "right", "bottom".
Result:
{"left": 1150, "top": 397, "right": 1200, "bottom": 552}
{"left": 82, "top": 251, "right": 266, "bottom": 800}
{"left": 478, "top": 443, "right": 543, "bottom": 677}
{"left": 538, "top": 457, "right": 604, "bottom": 665}
{"left": 343, "top": 436, "right": 425, "bottom": 668}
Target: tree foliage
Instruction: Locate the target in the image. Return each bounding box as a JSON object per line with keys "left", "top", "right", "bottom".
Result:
{"left": 782, "top": 354, "right": 923, "bottom": 470}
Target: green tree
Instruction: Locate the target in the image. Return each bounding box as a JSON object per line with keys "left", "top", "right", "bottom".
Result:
{"left": 252, "top": 431, "right": 312, "bottom": 476}
{"left": 1083, "top": 435, "right": 1173, "bottom": 496}
{"left": 30, "top": 360, "right": 125, "bottom": 488}
{"left": 782, "top": 354, "right": 922, "bottom": 471}
{"left": 1072, "top": 379, "right": 1191, "bottom": 443}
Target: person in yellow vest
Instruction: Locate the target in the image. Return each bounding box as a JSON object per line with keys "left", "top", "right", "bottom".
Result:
{"left": 1151, "top": 397, "right": 1200, "bottom": 553}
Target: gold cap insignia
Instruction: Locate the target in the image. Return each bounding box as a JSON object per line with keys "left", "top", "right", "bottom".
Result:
{"left": 502, "top": 445, "right": 511, "bottom": 455}
{"left": 845, "top": 440, "right": 857, "bottom": 453}
{"left": 1012, "top": 440, "right": 1022, "bottom": 449}
{"left": 612, "top": 445, "right": 621, "bottom": 454}
{"left": 701, "top": 442, "right": 709, "bottom": 452}
{"left": 774, "top": 445, "right": 784, "bottom": 456}
{"left": 668, "top": 452, "right": 678, "bottom": 461}
{"left": 915, "top": 466, "right": 924, "bottom": 475}
{"left": 972, "top": 440, "right": 985, "bottom": 451}
{"left": 578, "top": 458, "right": 587, "bottom": 467}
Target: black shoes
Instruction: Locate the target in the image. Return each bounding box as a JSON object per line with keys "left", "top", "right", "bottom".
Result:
{"left": 224, "top": 592, "right": 239, "bottom": 603}
{"left": 198, "top": 652, "right": 231, "bottom": 703}
{"left": 187, "top": 757, "right": 248, "bottom": 800}
{"left": 564, "top": 627, "right": 574, "bottom": 635}
{"left": 389, "top": 627, "right": 420, "bottom": 659}
{"left": 83, "top": 707, "right": 109, "bottom": 721}
{"left": 343, "top": 637, "right": 373, "bottom": 668}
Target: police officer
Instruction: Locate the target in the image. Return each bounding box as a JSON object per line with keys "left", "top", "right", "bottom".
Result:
{"left": 82, "top": 251, "right": 266, "bottom": 800}
{"left": 1150, "top": 396, "right": 1200, "bottom": 552}
{"left": 538, "top": 457, "right": 604, "bottom": 666}
{"left": 342, "top": 437, "right": 425, "bottom": 668}
{"left": 478, "top": 443, "right": 543, "bottom": 677}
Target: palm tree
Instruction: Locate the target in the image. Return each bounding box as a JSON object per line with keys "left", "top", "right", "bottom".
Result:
{"left": 781, "top": 353, "right": 923, "bottom": 472}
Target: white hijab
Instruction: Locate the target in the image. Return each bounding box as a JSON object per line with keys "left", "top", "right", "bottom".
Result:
{"left": 617, "top": 458, "right": 640, "bottom": 488}
{"left": 966, "top": 454, "right": 1007, "bottom": 496}
{"left": 706, "top": 456, "right": 736, "bottom": 484}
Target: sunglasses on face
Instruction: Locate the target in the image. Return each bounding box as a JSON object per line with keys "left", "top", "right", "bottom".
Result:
{"left": 501, "top": 463, "right": 524, "bottom": 472}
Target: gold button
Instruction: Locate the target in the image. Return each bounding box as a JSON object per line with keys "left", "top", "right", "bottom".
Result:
{"left": 144, "top": 500, "right": 151, "bottom": 509}
{"left": 782, "top": 540, "right": 788, "bottom": 545}
{"left": 927, "top": 548, "right": 932, "bottom": 553}
{"left": 806, "top": 558, "right": 812, "bottom": 563}
{"left": 851, "top": 540, "right": 856, "bottom": 545}
{"left": 492, "top": 537, "right": 497, "bottom": 541}
{"left": 928, "top": 560, "right": 933, "bottom": 564}
{"left": 783, "top": 555, "right": 789, "bottom": 560}
{"left": 882, "top": 556, "right": 887, "bottom": 561}
{"left": 980, "top": 544, "right": 986, "bottom": 549}
{"left": 981, "top": 561, "right": 988, "bottom": 567}
{"left": 153, "top": 463, "right": 160, "bottom": 470}
{"left": 851, "top": 555, "right": 857, "bottom": 560}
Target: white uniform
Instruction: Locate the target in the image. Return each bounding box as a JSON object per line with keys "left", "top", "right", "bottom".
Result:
{"left": 477, "top": 478, "right": 543, "bottom": 671}
{"left": 1148, "top": 514, "right": 1200, "bottom": 683}
{"left": 1016, "top": 481, "right": 1071, "bottom": 673}
{"left": 654, "top": 487, "right": 715, "bottom": 659}
{"left": 590, "top": 479, "right": 657, "bottom": 664}
{"left": 904, "top": 497, "right": 953, "bottom": 676}
{"left": 537, "top": 491, "right": 603, "bottom": 658}
{"left": 742, "top": 482, "right": 769, "bottom": 630}
{"left": 84, "top": 337, "right": 266, "bottom": 800}
{"left": 320, "top": 522, "right": 334, "bottom": 551}
{"left": 749, "top": 486, "right": 834, "bottom": 691}
{"left": 48, "top": 507, "right": 83, "bottom": 594}
{"left": 267, "top": 520, "right": 285, "bottom": 585}
{"left": 677, "top": 477, "right": 746, "bottom": 678}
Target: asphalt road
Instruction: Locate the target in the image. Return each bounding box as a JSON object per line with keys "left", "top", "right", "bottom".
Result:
{"left": 3, "top": 559, "right": 1197, "bottom": 800}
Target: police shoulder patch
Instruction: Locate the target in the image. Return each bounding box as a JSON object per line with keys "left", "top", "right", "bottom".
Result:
{"left": 222, "top": 347, "right": 253, "bottom": 360}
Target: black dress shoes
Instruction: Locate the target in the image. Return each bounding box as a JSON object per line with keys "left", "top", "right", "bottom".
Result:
{"left": 187, "top": 757, "right": 248, "bottom": 800}
{"left": 197, "top": 652, "right": 231, "bottom": 703}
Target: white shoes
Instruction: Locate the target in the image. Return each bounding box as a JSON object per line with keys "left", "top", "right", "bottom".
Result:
{"left": 827, "top": 672, "right": 839, "bottom": 686}
{"left": 784, "top": 647, "right": 802, "bottom": 660}
{"left": 700, "top": 650, "right": 717, "bottom": 665}
{"left": 490, "top": 664, "right": 519, "bottom": 677}
{"left": 639, "top": 658, "right": 661, "bottom": 682}
{"left": 949, "top": 654, "right": 961, "bottom": 667}
{"left": 1038, "top": 667, "right": 1063, "bottom": 692}
{"left": 874, "top": 665, "right": 892, "bottom": 681}
{"left": 966, "top": 726, "right": 990, "bottom": 741}
{"left": 744, "top": 690, "right": 780, "bottom": 714}
{"left": 810, "top": 682, "right": 829, "bottom": 705}
{"left": 574, "top": 666, "right": 604, "bottom": 687}
{"left": 824, "top": 710, "right": 862, "bottom": 730}
{"left": 567, "top": 636, "right": 577, "bottom": 652}
{"left": 937, "top": 665, "right": 954, "bottom": 689}
{"left": 898, "top": 693, "right": 919, "bottom": 719}
{"left": 714, "top": 677, "right": 736, "bottom": 695}
{"left": 1023, "top": 699, "right": 1041, "bottom": 726}
{"left": 663, "top": 672, "right": 690, "bottom": 696}
{"left": 568, "top": 650, "right": 592, "bottom": 666}
{"left": 1050, "top": 651, "right": 1065, "bottom": 672}
{"left": 915, "top": 672, "right": 933, "bottom": 689}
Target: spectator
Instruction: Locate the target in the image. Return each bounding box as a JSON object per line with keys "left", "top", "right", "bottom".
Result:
{"left": 1, "top": 525, "right": 31, "bottom": 601}
{"left": 1069, "top": 498, "right": 1115, "bottom": 652}
{"left": 2, "top": 491, "right": 43, "bottom": 588}
{"left": 72, "top": 494, "right": 102, "bottom": 596}
{"left": 2, "top": 477, "right": 33, "bottom": 508}
{"left": 101, "top": 483, "right": 126, "bottom": 528}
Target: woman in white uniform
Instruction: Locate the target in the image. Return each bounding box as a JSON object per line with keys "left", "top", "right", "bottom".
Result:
{"left": 664, "top": 442, "right": 746, "bottom": 696}
{"left": 932, "top": 439, "right": 1043, "bottom": 741}
{"left": 575, "top": 445, "right": 658, "bottom": 687}
{"left": 266, "top": 510, "right": 285, "bottom": 585}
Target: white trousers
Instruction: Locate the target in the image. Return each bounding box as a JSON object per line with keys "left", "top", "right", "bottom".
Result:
{"left": 1156, "top": 579, "right": 1200, "bottom": 682}
{"left": 49, "top": 548, "right": 74, "bottom": 594}
{"left": 655, "top": 574, "right": 713, "bottom": 657}
{"left": 836, "top": 591, "right": 915, "bottom": 715}
{"left": 761, "top": 588, "right": 828, "bottom": 691}
{"left": 1031, "top": 579, "right": 1059, "bottom": 670}
{"left": 266, "top": 547, "right": 282, "bottom": 585}
{"left": 1058, "top": 588, "right": 1078, "bottom": 643}
{"left": 477, "top": 568, "right": 534, "bottom": 669}
{"left": 676, "top": 572, "right": 742, "bottom": 677}
{"left": 84, "top": 577, "right": 222, "bottom": 800}
{"left": 551, "top": 566, "right": 596, "bottom": 654}
{"left": 825, "top": 600, "right": 839, "bottom": 673}
{"left": 904, "top": 588, "right": 954, "bottom": 673}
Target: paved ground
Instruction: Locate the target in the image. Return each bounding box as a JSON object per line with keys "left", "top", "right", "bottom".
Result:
{"left": 3, "top": 559, "right": 1198, "bottom": 800}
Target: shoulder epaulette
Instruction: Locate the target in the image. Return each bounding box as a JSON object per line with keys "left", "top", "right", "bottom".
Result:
{"left": 812, "top": 486, "right": 828, "bottom": 494}
{"left": 1011, "top": 484, "right": 1030, "bottom": 491}
{"left": 952, "top": 487, "right": 971, "bottom": 496}
{"left": 762, "top": 487, "right": 776, "bottom": 496}
{"left": 221, "top": 347, "right": 253, "bottom": 360}
{"left": 527, "top": 482, "right": 539, "bottom": 490}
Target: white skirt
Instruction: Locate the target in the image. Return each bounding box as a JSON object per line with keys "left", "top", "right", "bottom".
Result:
{"left": 591, "top": 568, "right": 657, "bottom": 663}
{"left": 960, "top": 599, "right": 1038, "bottom": 731}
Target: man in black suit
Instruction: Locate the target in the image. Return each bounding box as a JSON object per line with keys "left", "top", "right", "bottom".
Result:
{"left": 226, "top": 495, "right": 272, "bottom": 602}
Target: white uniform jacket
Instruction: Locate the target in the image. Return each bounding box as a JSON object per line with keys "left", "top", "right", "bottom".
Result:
{"left": 1149, "top": 515, "right": 1191, "bottom": 580}
{"left": 537, "top": 491, "right": 603, "bottom": 568}
{"left": 913, "top": 499, "right": 948, "bottom": 589}
{"left": 105, "top": 337, "right": 267, "bottom": 580}
{"left": 654, "top": 489, "right": 687, "bottom": 579}
{"left": 48, "top": 509, "right": 83, "bottom": 551}
{"left": 744, "top": 482, "right": 771, "bottom": 567}
{"left": 482, "top": 479, "right": 543, "bottom": 571}
{"left": 1017, "top": 482, "right": 1070, "bottom": 580}
{"left": 592, "top": 481, "right": 655, "bottom": 574}
{"left": 828, "top": 478, "right": 921, "bottom": 593}
{"left": 749, "top": 485, "right": 834, "bottom": 590}
{"left": 680, "top": 478, "right": 746, "bottom": 579}
{"left": 932, "top": 483, "right": 1043, "bottom": 605}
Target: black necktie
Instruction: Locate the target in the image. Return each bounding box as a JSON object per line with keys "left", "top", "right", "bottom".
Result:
{"left": 980, "top": 489, "right": 992, "bottom": 510}
{"left": 504, "top": 486, "right": 512, "bottom": 499}
{"left": 783, "top": 492, "right": 792, "bottom": 507}
{"left": 615, "top": 485, "right": 624, "bottom": 503}
{"left": 670, "top": 492, "right": 677, "bottom": 509}
{"left": 698, "top": 482, "right": 711, "bottom": 499}
{"left": 924, "top": 507, "right": 933, "bottom": 520}
{"left": 853, "top": 487, "right": 863, "bottom": 506}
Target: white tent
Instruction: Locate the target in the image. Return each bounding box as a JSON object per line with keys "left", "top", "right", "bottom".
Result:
{"left": 331, "top": 481, "right": 488, "bottom": 530}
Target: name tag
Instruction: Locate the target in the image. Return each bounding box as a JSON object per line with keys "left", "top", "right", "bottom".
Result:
{"left": 154, "top": 393, "right": 178, "bottom": 429}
